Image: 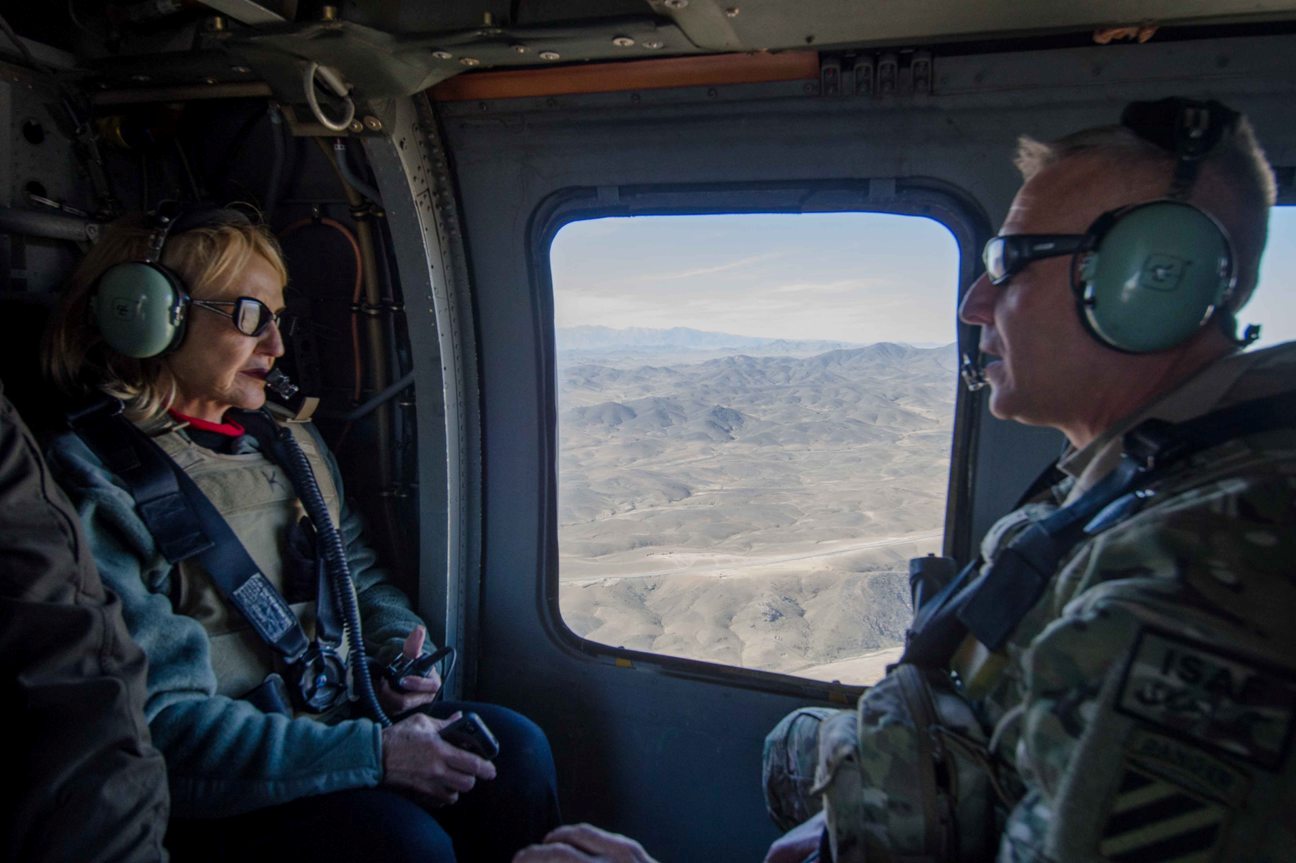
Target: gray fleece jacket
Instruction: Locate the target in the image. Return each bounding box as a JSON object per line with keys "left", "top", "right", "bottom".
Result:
{"left": 46, "top": 418, "right": 423, "bottom": 819}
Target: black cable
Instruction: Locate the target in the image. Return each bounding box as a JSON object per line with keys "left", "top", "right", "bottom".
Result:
{"left": 264, "top": 106, "right": 286, "bottom": 221}
{"left": 268, "top": 418, "right": 392, "bottom": 727}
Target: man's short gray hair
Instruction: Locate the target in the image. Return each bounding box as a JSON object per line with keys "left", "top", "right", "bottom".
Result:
{"left": 1014, "top": 117, "right": 1276, "bottom": 311}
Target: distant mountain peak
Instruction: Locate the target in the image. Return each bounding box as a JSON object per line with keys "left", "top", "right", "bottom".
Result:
{"left": 557, "top": 325, "right": 863, "bottom": 354}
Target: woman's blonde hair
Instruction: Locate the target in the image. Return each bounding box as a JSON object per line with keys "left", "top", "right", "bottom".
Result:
{"left": 43, "top": 212, "right": 288, "bottom": 426}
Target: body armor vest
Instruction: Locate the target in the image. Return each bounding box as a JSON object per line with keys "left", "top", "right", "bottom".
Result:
{"left": 154, "top": 422, "right": 345, "bottom": 704}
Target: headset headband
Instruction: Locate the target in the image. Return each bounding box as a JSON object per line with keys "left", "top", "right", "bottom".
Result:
{"left": 1119, "top": 97, "right": 1240, "bottom": 199}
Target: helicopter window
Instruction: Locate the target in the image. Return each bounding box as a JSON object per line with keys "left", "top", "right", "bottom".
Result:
{"left": 550, "top": 212, "right": 960, "bottom": 685}
{"left": 1248, "top": 206, "right": 1296, "bottom": 349}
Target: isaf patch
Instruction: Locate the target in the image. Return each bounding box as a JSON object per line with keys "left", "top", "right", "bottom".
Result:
{"left": 1116, "top": 628, "right": 1296, "bottom": 769}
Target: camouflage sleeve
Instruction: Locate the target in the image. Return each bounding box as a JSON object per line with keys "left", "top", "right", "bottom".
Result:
{"left": 998, "top": 465, "right": 1296, "bottom": 863}
{"left": 762, "top": 706, "right": 841, "bottom": 831}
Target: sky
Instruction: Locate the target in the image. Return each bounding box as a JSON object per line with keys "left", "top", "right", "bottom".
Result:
{"left": 550, "top": 208, "right": 1296, "bottom": 350}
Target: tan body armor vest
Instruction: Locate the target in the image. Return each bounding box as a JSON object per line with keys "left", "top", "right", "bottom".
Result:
{"left": 154, "top": 422, "right": 344, "bottom": 702}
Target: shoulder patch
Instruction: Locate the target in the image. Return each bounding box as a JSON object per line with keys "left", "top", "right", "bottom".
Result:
{"left": 1098, "top": 760, "right": 1229, "bottom": 862}
{"left": 1125, "top": 729, "right": 1250, "bottom": 807}
{"left": 1116, "top": 628, "right": 1296, "bottom": 769}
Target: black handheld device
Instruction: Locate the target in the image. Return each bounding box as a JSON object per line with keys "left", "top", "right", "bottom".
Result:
{"left": 384, "top": 645, "right": 455, "bottom": 693}
{"left": 439, "top": 711, "right": 500, "bottom": 760}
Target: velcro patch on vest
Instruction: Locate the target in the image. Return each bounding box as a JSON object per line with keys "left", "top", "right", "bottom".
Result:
{"left": 231, "top": 573, "right": 297, "bottom": 642}
{"left": 1116, "top": 628, "right": 1296, "bottom": 769}
{"left": 1097, "top": 761, "right": 1228, "bottom": 862}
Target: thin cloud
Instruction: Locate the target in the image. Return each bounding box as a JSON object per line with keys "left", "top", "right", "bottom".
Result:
{"left": 625, "top": 252, "right": 786, "bottom": 284}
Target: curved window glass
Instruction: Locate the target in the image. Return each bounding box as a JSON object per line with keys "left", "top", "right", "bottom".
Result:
{"left": 551, "top": 212, "right": 960, "bottom": 685}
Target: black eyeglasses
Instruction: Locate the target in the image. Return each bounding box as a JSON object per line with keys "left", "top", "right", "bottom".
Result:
{"left": 981, "top": 234, "right": 1093, "bottom": 286}
{"left": 191, "top": 296, "right": 284, "bottom": 337}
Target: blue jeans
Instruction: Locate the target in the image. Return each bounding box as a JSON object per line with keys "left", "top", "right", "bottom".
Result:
{"left": 167, "top": 701, "right": 560, "bottom": 863}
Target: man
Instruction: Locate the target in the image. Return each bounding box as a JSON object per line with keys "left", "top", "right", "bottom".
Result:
{"left": 518, "top": 98, "right": 1296, "bottom": 861}
{"left": 0, "top": 384, "right": 170, "bottom": 861}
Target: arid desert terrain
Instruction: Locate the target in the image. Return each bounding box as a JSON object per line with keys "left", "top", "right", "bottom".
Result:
{"left": 557, "top": 327, "right": 958, "bottom": 684}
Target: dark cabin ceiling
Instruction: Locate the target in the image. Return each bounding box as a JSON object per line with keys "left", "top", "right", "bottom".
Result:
{"left": 6, "top": 1, "right": 1296, "bottom": 110}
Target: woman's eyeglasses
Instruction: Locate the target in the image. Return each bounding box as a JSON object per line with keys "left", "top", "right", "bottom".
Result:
{"left": 191, "top": 296, "right": 285, "bottom": 337}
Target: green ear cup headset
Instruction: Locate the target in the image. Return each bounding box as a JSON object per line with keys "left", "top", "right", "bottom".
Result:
{"left": 1071, "top": 97, "right": 1251, "bottom": 354}
{"left": 90, "top": 204, "right": 253, "bottom": 359}
{"left": 1073, "top": 198, "right": 1235, "bottom": 353}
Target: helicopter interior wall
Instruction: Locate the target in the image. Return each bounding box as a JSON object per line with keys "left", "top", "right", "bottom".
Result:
{"left": 437, "top": 33, "right": 1296, "bottom": 859}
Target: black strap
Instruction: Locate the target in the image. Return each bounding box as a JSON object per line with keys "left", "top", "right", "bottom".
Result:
{"left": 904, "top": 389, "right": 1296, "bottom": 666}
{"left": 68, "top": 397, "right": 211, "bottom": 563}
{"left": 169, "top": 463, "right": 311, "bottom": 661}
{"left": 71, "top": 399, "right": 312, "bottom": 662}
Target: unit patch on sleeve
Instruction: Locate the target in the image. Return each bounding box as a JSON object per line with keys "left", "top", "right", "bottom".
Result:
{"left": 1116, "top": 628, "right": 1296, "bottom": 769}
{"left": 1097, "top": 760, "right": 1228, "bottom": 863}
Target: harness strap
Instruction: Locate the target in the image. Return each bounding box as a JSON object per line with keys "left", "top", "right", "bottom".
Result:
{"left": 70, "top": 399, "right": 312, "bottom": 662}
{"left": 903, "top": 389, "right": 1296, "bottom": 666}
{"left": 68, "top": 397, "right": 210, "bottom": 564}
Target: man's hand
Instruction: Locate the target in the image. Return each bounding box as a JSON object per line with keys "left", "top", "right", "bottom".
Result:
{"left": 513, "top": 824, "right": 659, "bottom": 863}
{"left": 380, "top": 711, "right": 496, "bottom": 805}
{"left": 763, "top": 810, "right": 826, "bottom": 863}
{"left": 377, "top": 625, "right": 443, "bottom": 715}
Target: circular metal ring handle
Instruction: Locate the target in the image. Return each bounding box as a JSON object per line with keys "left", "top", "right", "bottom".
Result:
{"left": 303, "top": 61, "right": 356, "bottom": 132}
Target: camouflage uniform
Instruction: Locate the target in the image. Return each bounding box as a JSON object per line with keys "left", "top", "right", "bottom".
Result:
{"left": 764, "top": 342, "right": 1296, "bottom": 861}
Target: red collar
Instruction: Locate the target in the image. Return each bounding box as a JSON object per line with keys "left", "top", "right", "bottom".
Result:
{"left": 168, "top": 410, "right": 246, "bottom": 437}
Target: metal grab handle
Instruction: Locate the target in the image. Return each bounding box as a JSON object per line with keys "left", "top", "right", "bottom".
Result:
{"left": 303, "top": 61, "right": 356, "bottom": 132}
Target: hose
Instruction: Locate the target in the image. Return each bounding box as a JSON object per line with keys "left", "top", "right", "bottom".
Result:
{"left": 270, "top": 418, "right": 391, "bottom": 727}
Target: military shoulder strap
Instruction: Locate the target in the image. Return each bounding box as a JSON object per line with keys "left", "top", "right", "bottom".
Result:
{"left": 68, "top": 397, "right": 312, "bottom": 663}
{"left": 903, "top": 389, "right": 1296, "bottom": 667}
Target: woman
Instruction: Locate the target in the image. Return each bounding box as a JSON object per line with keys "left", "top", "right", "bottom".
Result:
{"left": 43, "top": 209, "right": 558, "bottom": 862}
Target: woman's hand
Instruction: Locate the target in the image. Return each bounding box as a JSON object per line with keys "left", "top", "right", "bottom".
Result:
{"left": 380, "top": 711, "right": 496, "bottom": 805}
{"left": 377, "top": 625, "right": 443, "bottom": 715}
{"left": 513, "top": 824, "right": 659, "bottom": 863}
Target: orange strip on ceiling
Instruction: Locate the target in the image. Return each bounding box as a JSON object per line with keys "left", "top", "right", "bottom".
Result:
{"left": 431, "top": 51, "right": 820, "bottom": 102}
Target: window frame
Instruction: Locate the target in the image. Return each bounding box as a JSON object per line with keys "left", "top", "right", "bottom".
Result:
{"left": 528, "top": 178, "right": 990, "bottom": 697}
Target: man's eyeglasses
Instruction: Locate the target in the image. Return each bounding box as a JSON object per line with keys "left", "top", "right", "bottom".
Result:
{"left": 981, "top": 234, "right": 1092, "bottom": 286}
{"left": 191, "top": 296, "right": 285, "bottom": 337}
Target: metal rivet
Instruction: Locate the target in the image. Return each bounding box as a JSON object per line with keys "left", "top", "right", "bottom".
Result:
{"left": 511, "top": 44, "right": 528, "bottom": 54}
{"left": 432, "top": 50, "right": 453, "bottom": 60}
{"left": 539, "top": 50, "right": 561, "bottom": 60}
{"left": 363, "top": 115, "right": 383, "bottom": 131}
{"left": 642, "top": 40, "right": 664, "bottom": 49}
{"left": 460, "top": 57, "right": 481, "bottom": 67}
{"left": 348, "top": 120, "right": 364, "bottom": 133}
{"left": 203, "top": 77, "right": 218, "bottom": 85}
{"left": 664, "top": 0, "right": 688, "bottom": 8}
{"left": 612, "top": 36, "right": 635, "bottom": 47}
{"left": 725, "top": 6, "right": 740, "bottom": 16}
{"left": 230, "top": 65, "right": 252, "bottom": 73}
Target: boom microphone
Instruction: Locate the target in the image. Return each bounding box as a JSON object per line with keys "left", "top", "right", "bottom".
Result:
{"left": 960, "top": 353, "right": 988, "bottom": 392}
{"left": 266, "top": 368, "right": 300, "bottom": 400}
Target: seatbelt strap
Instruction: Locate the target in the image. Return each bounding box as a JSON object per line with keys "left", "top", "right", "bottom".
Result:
{"left": 169, "top": 464, "right": 311, "bottom": 661}
{"left": 68, "top": 397, "right": 211, "bottom": 563}
{"left": 233, "top": 410, "right": 348, "bottom": 648}
{"left": 70, "top": 398, "right": 311, "bottom": 662}
{"left": 903, "top": 389, "right": 1296, "bottom": 666}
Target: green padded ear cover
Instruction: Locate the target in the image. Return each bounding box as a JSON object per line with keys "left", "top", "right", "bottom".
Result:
{"left": 1074, "top": 201, "right": 1234, "bottom": 353}
{"left": 90, "top": 262, "right": 190, "bottom": 358}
